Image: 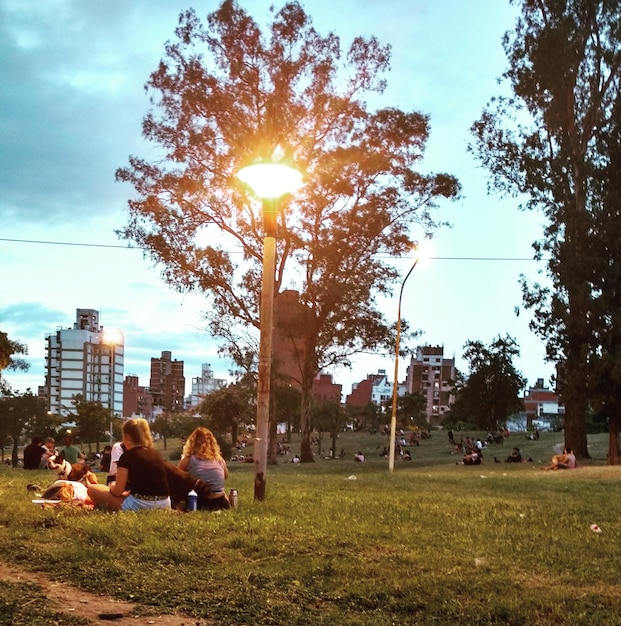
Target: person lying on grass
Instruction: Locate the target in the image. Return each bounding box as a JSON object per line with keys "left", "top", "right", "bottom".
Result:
{"left": 37, "top": 480, "right": 95, "bottom": 508}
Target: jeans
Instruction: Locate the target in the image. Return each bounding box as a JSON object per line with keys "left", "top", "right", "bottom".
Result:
{"left": 121, "top": 495, "right": 171, "bottom": 511}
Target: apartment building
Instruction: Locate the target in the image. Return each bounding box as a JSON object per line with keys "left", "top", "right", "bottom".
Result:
{"left": 122, "top": 374, "right": 154, "bottom": 419}
{"left": 188, "top": 363, "right": 227, "bottom": 408}
{"left": 45, "top": 308, "right": 124, "bottom": 417}
{"left": 150, "top": 350, "right": 185, "bottom": 413}
{"left": 405, "top": 345, "right": 455, "bottom": 426}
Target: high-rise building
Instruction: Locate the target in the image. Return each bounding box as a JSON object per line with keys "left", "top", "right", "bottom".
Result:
{"left": 123, "top": 375, "right": 154, "bottom": 419}
{"left": 45, "top": 308, "right": 124, "bottom": 417}
{"left": 150, "top": 350, "right": 185, "bottom": 413}
{"left": 188, "top": 363, "right": 227, "bottom": 408}
{"left": 405, "top": 346, "right": 455, "bottom": 426}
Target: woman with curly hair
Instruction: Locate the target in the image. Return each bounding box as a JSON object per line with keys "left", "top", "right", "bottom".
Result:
{"left": 178, "top": 427, "right": 230, "bottom": 510}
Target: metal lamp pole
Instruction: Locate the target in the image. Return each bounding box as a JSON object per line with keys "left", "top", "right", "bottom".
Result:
{"left": 388, "top": 257, "right": 419, "bottom": 473}
{"left": 237, "top": 162, "right": 302, "bottom": 500}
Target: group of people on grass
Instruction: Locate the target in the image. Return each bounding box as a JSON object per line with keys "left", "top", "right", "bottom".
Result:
{"left": 23, "top": 434, "right": 84, "bottom": 470}
{"left": 30, "top": 420, "right": 231, "bottom": 512}
{"left": 450, "top": 432, "right": 575, "bottom": 469}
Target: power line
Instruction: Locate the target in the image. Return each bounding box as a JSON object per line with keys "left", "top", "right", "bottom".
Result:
{"left": 0, "top": 237, "right": 539, "bottom": 261}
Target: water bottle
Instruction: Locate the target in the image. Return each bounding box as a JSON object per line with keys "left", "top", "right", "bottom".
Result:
{"left": 187, "top": 489, "right": 198, "bottom": 512}
{"left": 229, "top": 489, "right": 238, "bottom": 508}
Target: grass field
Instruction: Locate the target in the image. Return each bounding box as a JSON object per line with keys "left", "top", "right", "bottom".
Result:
{"left": 2, "top": 429, "right": 621, "bottom": 625}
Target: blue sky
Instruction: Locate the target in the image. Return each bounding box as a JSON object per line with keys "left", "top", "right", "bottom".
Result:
{"left": 0, "top": 0, "right": 554, "bottom": 397}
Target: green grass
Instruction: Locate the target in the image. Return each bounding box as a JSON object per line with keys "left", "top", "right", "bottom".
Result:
{"left": 2, "top": 430, "right": 621, "bottom": 625}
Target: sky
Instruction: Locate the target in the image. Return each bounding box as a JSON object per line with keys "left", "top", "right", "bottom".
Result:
{"left": 0, "top": 0, "right": 555, "bottom": 399}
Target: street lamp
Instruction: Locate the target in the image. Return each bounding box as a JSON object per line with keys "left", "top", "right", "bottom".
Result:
{"left": 388, "top": 248, "right": 421, "bottom": 473}
{"left": 102, "top": 328, "right": 123, "bottom": 444}
{"left": 237, "top": 160, "right": 302, "bottom": 500}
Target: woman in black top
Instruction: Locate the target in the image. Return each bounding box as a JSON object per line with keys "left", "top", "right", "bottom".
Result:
{"left": 87, "top": 418, "right": 170, "bottom": 511}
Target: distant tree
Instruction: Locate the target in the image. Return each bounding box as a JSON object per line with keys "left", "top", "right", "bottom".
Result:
{"left": 0, "top": 331, "right": 29, "bottom": 393}
{"left": 27, "top": 410, "right": 62, "bottom": 441}
{"left": 68, "top": 395, "right": 110, "bottom": 453}
{"left": 396, "top": 392, "right": 427, "bottom": 430}
{"left": 453, "top": 336, "right": 526, "bottom": 432}
{"left": 469, "top": 0, "right": 621, "bottom": 458}
{"left": 344, "top": 402, "right": 383, "bottom": 433}
{"left": 198, "top": 384, "right": 252, "bottom": 445}
{"left": 151, "top": 412, "right": 177, "bottom": 450}
{"left": 0, "top": 391, "right": 48, "bottom": 466}
{"left": 116, "top": 1, "right": 460, "bottom": 464}
{"left": 311, "top": 400, "right": 346, "bottom": 459}
{"left": 272, "top": 383, "right": 302, "bottom": 442}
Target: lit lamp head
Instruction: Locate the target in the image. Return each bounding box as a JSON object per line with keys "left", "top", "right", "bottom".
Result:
{"left": 237, "top": 162, "right": 302, "bottom": 236}
{"left": 102, "top": 328, "right": 123, "bottom": 346}
{"left": 410, "top": 237, "right": 432, "bottom": 267}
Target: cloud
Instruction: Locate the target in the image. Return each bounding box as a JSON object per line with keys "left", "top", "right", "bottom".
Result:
{"left": 0, "top": 0, "right": 180, "bottom": 224}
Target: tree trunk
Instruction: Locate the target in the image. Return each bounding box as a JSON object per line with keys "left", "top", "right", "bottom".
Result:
{"left": 12, "top": 440, "right": 19, "bottom": 467}
{"left": 268, "top": 410, "right": 278, "bottom": 465}
{"left": 607, "top": 410, "right": 620, "bottom": 465}
{"left": 563, "top": 364, "right": 590, "bottom": 459}
{"left": 299, "top": 385, "right": 314, "bottom": 462}
{"left": 231, "top": 421, "right": 239, "bottom": 451}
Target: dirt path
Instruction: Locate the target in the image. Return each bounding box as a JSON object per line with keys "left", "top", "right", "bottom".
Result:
{"left": 0, "top": 561, "right": 206, "bottom": 625}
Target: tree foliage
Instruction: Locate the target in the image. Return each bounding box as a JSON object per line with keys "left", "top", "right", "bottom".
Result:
{"left": 0, "top": 391, "right": 48, "bottom": 466}
{"left": 0, "top": 331, "right": 29, "bottom": 394}
{"left": 68, "top": 395, "right": 110, "bottom": 452}
{"left": 588, "top": 88, "right": 621, "bottom": 463}
{"left": 452, "top": 336, "right": 526, "bottom": 432}
{"left": 396, "top": 392, "right": 427, "bottom": 429}
{"left": 198, "top": 383, "right": 252, "bottom": 445}
{"left": 469, "top": 0, "right": 621, "bottom": 457}
{"left": 116, "top": 0, "right": 460, "bottom": 462}
{"left": 311, "top": 399, "right": 346, "bottom": 459}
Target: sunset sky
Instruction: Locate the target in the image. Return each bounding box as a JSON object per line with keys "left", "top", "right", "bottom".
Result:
{"left": 0, "top": 0, "right": 554, "bottom": 398}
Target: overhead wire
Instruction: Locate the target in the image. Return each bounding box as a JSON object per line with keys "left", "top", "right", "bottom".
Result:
{"left": 0, "top": 237, "right": 539, "bottom": 262}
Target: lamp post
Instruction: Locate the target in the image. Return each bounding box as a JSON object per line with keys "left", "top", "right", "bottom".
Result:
{"left": 388, "top": 255, "right": 419, "bottom": 473}
{"left": 237, "top": 161, "right": 302, "bottom": 500}
{"left": 102, "top": 328, "right": 123, "bottom": 444}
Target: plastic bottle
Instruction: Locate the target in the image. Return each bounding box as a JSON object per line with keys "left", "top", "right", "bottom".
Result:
{"left": 229, "top": 488, "right": 238, "bottom": 508}
{"left": 187, "top": 489, "right": 198, "bottom": 512}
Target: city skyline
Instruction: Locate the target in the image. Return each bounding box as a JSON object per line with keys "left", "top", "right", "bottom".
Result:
{"left": 1, "top": 1, "right": 555, "bottom": 400}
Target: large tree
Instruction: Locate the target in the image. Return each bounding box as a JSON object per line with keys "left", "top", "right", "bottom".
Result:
{"left": 469, "top": 0, "right": 621, "bottom": 458}
{"left": 453, "top": 336, "right": 526, "bottom": 432}
{"left": 588, "top": 90, "right": 621, "bottom": 463}
{"left": 116, "top": 1, "right": 459, "bottom": 463}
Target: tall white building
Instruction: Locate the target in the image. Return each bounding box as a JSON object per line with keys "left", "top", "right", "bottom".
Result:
{"left": 189, "top": 363, "right": 226, "bottom": 407}
{"left": 45, "top": 308, "right": 124, "bottom": 417}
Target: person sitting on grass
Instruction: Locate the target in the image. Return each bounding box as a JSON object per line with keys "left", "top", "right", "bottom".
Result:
{"left": 543, "top": 447, "right": 576, "bottom": 470}
{"left": 87, "top": 418, "right": 170, "bottom": 511}
{"left": 506, "top": 447, "right": 523, "bottom": 463}
{"left": 458, "top": 449, "right": 482, "bottom": 465}
{"left": 177, "top": 426, "right": 230, "bottom": 511}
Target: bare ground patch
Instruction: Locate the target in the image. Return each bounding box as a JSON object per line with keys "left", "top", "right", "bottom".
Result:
{"left": 0, "top": 561, "right": 209, "bottom": 625}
